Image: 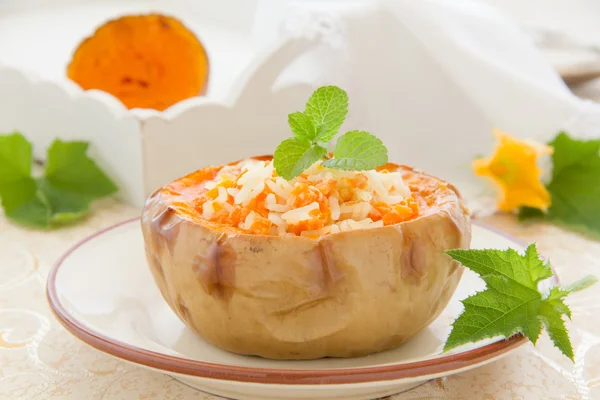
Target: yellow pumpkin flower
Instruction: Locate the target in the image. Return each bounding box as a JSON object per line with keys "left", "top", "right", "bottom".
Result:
{"left": 473, "top": 130, "right": 553, "bottom": 212}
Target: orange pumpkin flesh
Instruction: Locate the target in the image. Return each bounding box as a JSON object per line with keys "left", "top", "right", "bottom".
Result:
{"left": 67, "top": 14, "right": 209, "bottom": 111}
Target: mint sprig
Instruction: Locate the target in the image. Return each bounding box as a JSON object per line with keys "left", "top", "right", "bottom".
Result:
{"left": 0, "top": 132, "right": 118, "bottom": 228}
{"left": 274, "top": 86, "right": 388, "bottom": 180}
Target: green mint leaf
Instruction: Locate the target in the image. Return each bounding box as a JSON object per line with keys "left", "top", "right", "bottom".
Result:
{"left": 564, "top": 275, "right": 598, "bottom": 293}
{"left": 45, "top": 140, "right": 118, "bottom": 197}
{"left": 305, "top": 86, "right": 348, "bottom": 142}
{"left": 0, "top": 132, "right": 36, "bottom": 213}
{"left": 288, "top": 112, "right": 317, "bottom": 141}
{"left": 322, "top": 131, "right": 388, "bottom": 171}
{"left": 444, "top": 244, "right": 577, "bottom": 361}
{"left": 274, "top": 86, "right": 390, "bottom": 179}
{"left": 274, "top": 138, "right": 327, "bottom": 180}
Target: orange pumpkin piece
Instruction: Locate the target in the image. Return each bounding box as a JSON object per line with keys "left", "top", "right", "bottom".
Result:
{"left": 67, "top": 14, "right": 209, "bottom": 111}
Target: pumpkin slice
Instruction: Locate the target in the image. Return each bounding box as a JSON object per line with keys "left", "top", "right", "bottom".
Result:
{"left": 67, "top": 14, "right": 209, "bottom": 111}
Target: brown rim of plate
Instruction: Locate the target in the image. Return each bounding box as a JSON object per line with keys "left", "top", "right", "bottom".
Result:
{"left": 46, "top": 217, "right": 528, "bottom": 385}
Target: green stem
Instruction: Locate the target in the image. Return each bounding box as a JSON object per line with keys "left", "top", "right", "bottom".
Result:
{"left": 564, "top": 275, "right": 598, "bottom": 293}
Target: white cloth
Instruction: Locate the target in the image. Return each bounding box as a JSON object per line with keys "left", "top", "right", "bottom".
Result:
{"left": 249, "top": 0, "right": 600, "bottom": 194}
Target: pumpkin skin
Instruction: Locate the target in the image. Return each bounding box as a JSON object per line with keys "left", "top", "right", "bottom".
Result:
{"left": 141, "top": 159, "right": 471, "bottom": 360}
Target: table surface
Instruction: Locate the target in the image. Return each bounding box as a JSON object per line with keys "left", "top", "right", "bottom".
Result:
{"left": 1, "top": 189, "right": 599, "bottom": 400}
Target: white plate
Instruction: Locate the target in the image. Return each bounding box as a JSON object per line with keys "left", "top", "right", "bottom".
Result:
{"left": 47, "top": 219, "right": 527, "bottom": 400}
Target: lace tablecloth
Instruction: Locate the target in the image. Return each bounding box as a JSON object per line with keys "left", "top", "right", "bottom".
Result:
{"left": 0, "top": 197, "right": 598, "bottom": 400}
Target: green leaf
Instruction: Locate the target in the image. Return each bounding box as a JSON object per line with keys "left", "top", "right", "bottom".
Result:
{"left": 545, "top": 286, "right": 572, "bottom": 319}
{"left": 550, "top": 132, "right": 599, "bottom": 180}
{"left": 445, "top": 245, "right": 552, "bottom": 290}
{"left": 6, "top": 187, "right": 52, "bottom": 228}
{"left": 0, "top": 135, "right": 118, "bottom": 229}
{"left": 524, "top": 243, "right": 554, "bottom": 283}
{"left": 37, "top": 178, "right": 91, "bottom": 224}
{"left": 323, "top": 131, "right": 388, "bottom": 171}
{"left": 273, "top": 138, "right": 327, "bottom": 180}
{"left": 45, "top": 140, "right": 118, "bottom": 197}
{"left": 0, "top": 132, "right": 36, "bottom": 213}
{"left": 540, "top": 302, "right": 574, "bottom": 361}
{"left": 444, "top": 244, "right": 578, "bottom": 361}
{"left": 0, "top": 132, "right": 31, "bottom": 179}
{"left": 5, "top": 178, "right": 91, "bottom": 228}
{"left": 304, "top": 86, "right": 348, "bottom": 142}
{"left": 288, "top": 112, "right": 317, "bottom": 142}
{"left": 537, "top": 133, "right": 600, "bottom": 234}
{"left": 450, "top": 274, "right": 542, "bottom": 345}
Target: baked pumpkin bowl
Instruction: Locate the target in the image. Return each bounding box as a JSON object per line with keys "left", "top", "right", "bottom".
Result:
{"left": 141, "top": 156, "right": 471, "bottom": 360}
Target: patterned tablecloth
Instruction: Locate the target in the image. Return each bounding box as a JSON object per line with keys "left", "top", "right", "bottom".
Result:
{"left": 0, "top": 197, "right": 599, "bottom": 400}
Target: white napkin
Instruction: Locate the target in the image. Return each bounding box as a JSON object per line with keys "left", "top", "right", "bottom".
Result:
{"left": 250, "top": 0, "right": 600, "bottom": 193}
